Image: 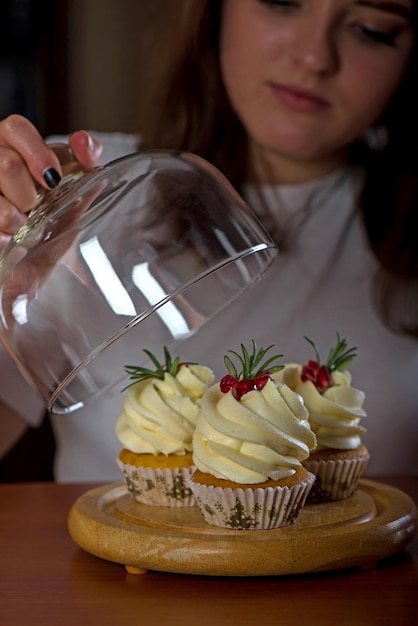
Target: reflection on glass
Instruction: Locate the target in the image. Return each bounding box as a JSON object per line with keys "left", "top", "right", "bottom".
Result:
{"left": 0, "top": 150, "right": 278, "bottom": 413}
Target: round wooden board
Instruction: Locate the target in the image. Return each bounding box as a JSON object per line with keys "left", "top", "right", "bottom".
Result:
{"left": 68, "top": 479, "right": 416, "bottom": 576}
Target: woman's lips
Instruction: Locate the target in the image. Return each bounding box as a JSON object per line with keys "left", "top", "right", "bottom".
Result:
{"left": 270, "top": 83, "right": 330, "bottom": 113}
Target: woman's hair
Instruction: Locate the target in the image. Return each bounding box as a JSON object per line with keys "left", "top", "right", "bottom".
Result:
{"left": 139, "top": 0, "right": 418, "bottom": 337}
{"left": 356, "top": 4, "right": 418, "bottom": 338}
{"left": 139, "top": 0, "right": 247, "bottom": 188}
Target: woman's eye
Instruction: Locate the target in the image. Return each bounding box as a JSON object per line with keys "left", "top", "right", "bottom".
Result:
{"left": 258, "top": 0, "right": 301, "bottom": 9}
{"left": 352, "top": 23, "right": 400, "bottom": 47}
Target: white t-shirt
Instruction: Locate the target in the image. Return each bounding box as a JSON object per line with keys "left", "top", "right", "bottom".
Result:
{"left": 1, "top": 131, "right": 417, "bottom": 480}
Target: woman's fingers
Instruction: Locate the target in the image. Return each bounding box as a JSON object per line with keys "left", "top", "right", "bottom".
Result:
{"left": 0, "top": 146, "right": 42, "bottom": 213}
{"left": 69, "top": 130, "right": 103, "bottom": 168}
{"left": 0, "top": 115, "right": 63, "bottom": 190}
{"left": 0, "top": 195, "right": 27, "bottom": 232}
{"left": 0, "top": 196, "right": 28, "bottom": 253}
{"left": 0, "top": 117, "right": 104, "bottom": 251}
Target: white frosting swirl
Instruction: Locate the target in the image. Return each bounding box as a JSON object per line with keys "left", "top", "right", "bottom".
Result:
{"left": 275, "top": 364, "right": 366, "bottom": 451}
{"left": 192, "top": 379, "right": 317, "bottom": 483}
{"left": 115, "top": 364, "right": 214, "bottom": 455}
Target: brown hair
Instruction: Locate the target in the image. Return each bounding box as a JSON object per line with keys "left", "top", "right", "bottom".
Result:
{"left": 139, "top": 0, "right": 247, "bottom": 189}
{"left": 357, "top": 4, "right": 418, "bottom": 338}
{"left": 139, "top": 0, "right": 418, "bottom": 337}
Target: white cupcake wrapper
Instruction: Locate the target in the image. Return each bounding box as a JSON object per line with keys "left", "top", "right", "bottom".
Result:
{"left": 187, "top": 472, "right": 315, "bottom": 530}
{"left": 303, "top": 454, "right": 369, "bottom": 502}
{"left": 117, "top": 459, "right": 197, "bottom": 507}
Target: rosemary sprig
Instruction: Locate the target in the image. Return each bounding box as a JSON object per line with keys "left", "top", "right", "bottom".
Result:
{"left": 122, "top": 346, "right": 192, "bottom": 391}
{"left": 224, "top": 340, "right": 284, "bottom": 380}
{"left": 304, "top": 333, "right": 357, "bottom": 373}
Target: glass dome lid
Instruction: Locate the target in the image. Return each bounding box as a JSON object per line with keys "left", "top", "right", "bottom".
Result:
{"left": 0, "top": 147, "right": 277, "bottom": 414}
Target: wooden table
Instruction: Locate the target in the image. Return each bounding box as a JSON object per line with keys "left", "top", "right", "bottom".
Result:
{"left": 0, "top": 477, "right": 416, "bottom": 626}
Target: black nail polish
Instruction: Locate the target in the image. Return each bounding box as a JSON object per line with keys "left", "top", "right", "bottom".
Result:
{"left": 44, "top": 168, "right": 61, "bottom": 189}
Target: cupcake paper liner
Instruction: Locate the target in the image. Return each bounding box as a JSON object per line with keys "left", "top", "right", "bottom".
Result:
{"left": 303, "top": 454, "right": 369, "bottom": 503}
{"left": 117, "top": 459, "right": 197, "bottom": 507}
{"left": 187, "top": 471, "right": 316, "bottom": 530}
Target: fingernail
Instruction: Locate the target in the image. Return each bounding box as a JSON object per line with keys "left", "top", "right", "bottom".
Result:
{"left": 82, "top": 131, "right": 95, "bottom": 152}
{"left": 82, "top": 130, "right": 102, "bottom": 159}
{"left": 44, "top": 168, "right": 61, "bottom": 189}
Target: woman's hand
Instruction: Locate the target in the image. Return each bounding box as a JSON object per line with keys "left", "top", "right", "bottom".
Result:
{"left": 0, "top": 114, "right": 102, "bottom": 252}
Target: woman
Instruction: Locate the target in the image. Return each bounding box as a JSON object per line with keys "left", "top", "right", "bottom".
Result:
{"left": 0, "top": 0, "right": 417, "bottom": 480}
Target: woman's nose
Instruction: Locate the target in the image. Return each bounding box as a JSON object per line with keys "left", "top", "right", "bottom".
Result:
{"left": 291, "top": 27, "right": 339, "bottom": 75}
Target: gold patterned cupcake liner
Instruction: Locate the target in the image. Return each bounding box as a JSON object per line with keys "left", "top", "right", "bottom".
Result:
{"left": 117, "top": 459, "right": 197, "bottom": 507}
{"left": 187, "top": 471, "right": 316, "bottom": 530}
{"left": 303, "top": 455, "right": 369, "bottom": 503}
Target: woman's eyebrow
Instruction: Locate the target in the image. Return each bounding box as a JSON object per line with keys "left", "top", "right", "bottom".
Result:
{"left": 356, "top": 1, "right": 414, "bottom": 19}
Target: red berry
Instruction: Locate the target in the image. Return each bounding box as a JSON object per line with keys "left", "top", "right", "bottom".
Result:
{"left": 235, "top": 379, "right": 255, "bottom": 399}
{"left": 316, "top": 365, "right": 332, "bottom": 392}
{"left": 301, "top": 360, "right": 332, "bottom": 392}
{"left": 306, "top": 359, "right": 319, "bottom": 373}
{"left": 301, "top": 359, "right": 319, "bottom": 383}
{"left": 254, "top": 372, "right": 272, "bottom": 391}
{"left": 220, "top": 374, "right": 238, "bottom": 394}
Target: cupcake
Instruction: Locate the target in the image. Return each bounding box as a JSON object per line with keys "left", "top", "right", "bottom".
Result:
{"left": 276, "top": 333, "right": 369, "bottom": 502}
{"left": 188, "top": 341, "right": 317, "bottom": 530}
{"left": 115, "top": 346, "right": 214, "bottom": 507}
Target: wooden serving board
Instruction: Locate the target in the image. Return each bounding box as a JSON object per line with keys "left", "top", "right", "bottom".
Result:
{"left": 68, "top": 479, "right": 416, "bottom": 576}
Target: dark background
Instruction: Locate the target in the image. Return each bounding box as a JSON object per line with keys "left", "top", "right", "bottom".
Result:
{"left": 0, "top": 0, "right": 68, "bottom": 134}
{"left": 0, "top": 0, "right": 168, "bottom": 137}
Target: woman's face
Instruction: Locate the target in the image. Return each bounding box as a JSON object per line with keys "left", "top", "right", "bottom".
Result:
{"left": 220, "top": 0, "right": 415, "bottom": 181}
